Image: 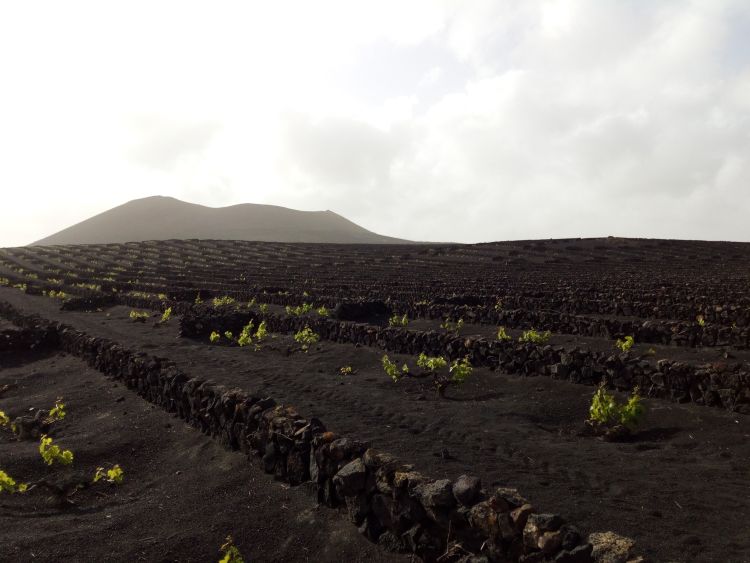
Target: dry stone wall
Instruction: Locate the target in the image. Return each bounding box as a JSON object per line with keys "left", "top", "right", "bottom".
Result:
{"left": 180, "top": 307, "right": 750, "bottom": 414}
{"left": 0, "top": 325, "right": 58, "bottom": 353}
{"left": 409, "top": 303, "right": 750, "bottom": 349}
{"left": 0, "top": 299, "right": 623, "bottom": 563}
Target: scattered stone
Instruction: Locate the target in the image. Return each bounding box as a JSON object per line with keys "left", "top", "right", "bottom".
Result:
{"left": 493, "top": 487, "right": 528, "bottom": 511}
{"left": 510, "top": 503, "right": 534, "bottom": 530}
{"left": 393, "top": 470, "right": 426, "bottom": 491}
{"left": 468, "top": 501, "right": 498, "bottom": 538}
{"left": 524, "top": 513, "right": 564, "bottom": 550}
{"left": 376, "top": 531, "right": 403, "bottom": 552}
{"left": 589, "top": 531, "right": 636, "bottom": 563}
{"left": 362, "top": 448, "right": 397, "bottom": 469}
{"left": 333, "top": 458, "right": 367, "bottom": 497}
{"left": 452, "top": 474, "right": 482, "bottom": 506}
{"left": 539, "top": 529, "right": 563, "bottom": 554}
{"left": 554, "top": 543, "right": 594, "bottom": 563}
{"left": 560, "top": 524, "right": 583, "bottom": 550}
{"left": 11, "top": 410, "right": 49, "bottom": 440}
{"left": 416, "top": 479, "right": 455, "bottom": 508}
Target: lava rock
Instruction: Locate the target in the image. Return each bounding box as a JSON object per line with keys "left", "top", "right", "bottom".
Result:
{"left": 554, "top": 543, "right": 594, "bottom": 563}
{"left": 333, "top": 458, "right": 367, "bottom": 497}
{"left": 589, "top": 531, "right": 636, "bottom": 563}
{"left": 416, "top": 479, "right": 455, "bottom": 508}
{"left": 452, "top": 474, "right": 482, "bottom": 506}
{"left": 524, "top": 513, "right": 564, "bottom": 550}
{"left": 261, "top": 442, "right": 277, "bottom": 473}
{"left": 493, "top": 487, "right": 528, "bottom": 511}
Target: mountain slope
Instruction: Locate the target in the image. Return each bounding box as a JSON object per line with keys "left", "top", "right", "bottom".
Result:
{"left": 32, "top": 196, "right": 411, "bottom": 245}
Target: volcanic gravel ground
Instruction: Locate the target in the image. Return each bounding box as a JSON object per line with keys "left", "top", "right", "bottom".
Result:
{"left": 1, "top": 288, "right": 749, "bottom": 562}
{"left": 0, "top": 349, "right": 410, "bottom": 563}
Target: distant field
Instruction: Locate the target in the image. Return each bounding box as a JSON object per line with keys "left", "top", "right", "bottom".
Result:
{"left": 1, "top": 237, "right": 749, "bottom": 563}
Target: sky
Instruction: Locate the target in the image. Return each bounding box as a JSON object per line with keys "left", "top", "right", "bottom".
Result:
{"left": 1, "top": 0, "right": 749, "bottom": 246}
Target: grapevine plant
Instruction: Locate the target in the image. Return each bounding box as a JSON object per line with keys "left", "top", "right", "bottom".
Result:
{"left": 388, "top": 314, "right": 409, "bottom": 327}
{"left": 1, "top": 399, "right": 125, "bottom": 504}
{"left": 588, "top": 381, "right": 646, "bottom": 438}
{"left": 615, "top": 336, "right": 634, "bottom": 353}
{"left": 496, "top": 327, "right": 511, "bottom": 341}
{"left": 0, "top": 469, "right": 27, "bottom": 493}
{"left": 417, "top": 353, "right": 447, "bottom": 373}
{"left": 93, "top": 464, "right": 125, "bottom": 484}
{"left": 129, "top": 310, "right": 149, "bottom": 322}
{"left": 440, "top": 318, "right": 464, "bottom": 335}
{"left": 39, "top": 435, "right": 74, "bottom": 465}
{"left": 237, "top": 320, "right": 269, "bottom": 350}
{"left": 519, "top": 329, "right": 551, "bottom": 344}
{"left": 160, "top": 307, "right": 172, "bottom": 324}
{"left": 219, "top": 536, "right": 244, "bottom": 563}
{"left": 286, "top": 303, "right": 313, "bottom": 316}
{"left": 381, "top": 355, "right": 410, "bottom": 382}
{"left": 294, "top": 326, "right": 319, "bottom": 352}
{"left": 383, "top": 353, "right": 473, "bottom": 397}
{"left": 46, "top": 398, "right": 66, "bottom": 424}
{"left": 237, "top": 321, "right": 254, "bottom": 347}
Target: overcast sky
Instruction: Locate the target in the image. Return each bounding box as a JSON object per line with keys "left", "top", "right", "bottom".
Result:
{"left": 1, "top": 1, "right": 749, "bottom": 246}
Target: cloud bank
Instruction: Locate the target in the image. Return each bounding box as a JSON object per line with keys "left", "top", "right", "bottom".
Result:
{"left": 1, "top": 1, "right": 749, "bottom": 246}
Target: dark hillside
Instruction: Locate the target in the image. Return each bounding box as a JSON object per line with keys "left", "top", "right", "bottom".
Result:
{"left": 32, "top": 196, "right": 411, "bottom": 245}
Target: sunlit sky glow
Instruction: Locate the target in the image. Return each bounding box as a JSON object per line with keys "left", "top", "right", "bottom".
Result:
{"left": 1, "top": 1, "right": 749, "bottom": 246}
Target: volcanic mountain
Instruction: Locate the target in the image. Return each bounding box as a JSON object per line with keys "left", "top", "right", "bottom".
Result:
{"left": 32, "top": 196, "right": 411, "bottom": 245}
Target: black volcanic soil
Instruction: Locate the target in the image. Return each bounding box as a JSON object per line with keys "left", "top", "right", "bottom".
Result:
{"left": 2, "top": 289, "right": 749, "bottom": 563}
{"left": 0, "top": 350, "right": 408, "bottom": 563}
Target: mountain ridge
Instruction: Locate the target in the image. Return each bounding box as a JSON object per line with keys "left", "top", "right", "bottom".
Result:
{"left": 32, "top": 196, "right": 412, "bottom": 245}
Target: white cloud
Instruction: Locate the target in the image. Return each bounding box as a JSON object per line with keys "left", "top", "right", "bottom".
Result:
{"left": 0, "top": 1, "right": 749, "bottom": 246}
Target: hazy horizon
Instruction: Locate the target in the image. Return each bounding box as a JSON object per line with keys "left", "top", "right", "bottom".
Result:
{"left": 2, "top": 1, "right": 749, "bottom": 247}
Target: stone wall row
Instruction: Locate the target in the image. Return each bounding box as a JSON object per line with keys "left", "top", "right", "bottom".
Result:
{"left": 180, "top": 308, "right": 750, "bottom": 415}
{"left": 9, "top": 277, "right": 750, "bottom": 349}
{"left": 0, "top": 299, "right": 608, "bottom": 563}
{"left": 177, "top": 288, "right": 750, "bottom": 347}
{"left": 0, "top": 326, "right": 58, "bottom": 354}
{"left": 406, "top": 303, "right": 750, "bottom": 350}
